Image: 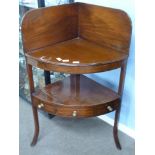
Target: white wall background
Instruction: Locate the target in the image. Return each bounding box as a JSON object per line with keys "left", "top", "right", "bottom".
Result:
{"left": 75, "top": 0, "right": 135, "bottom": 131}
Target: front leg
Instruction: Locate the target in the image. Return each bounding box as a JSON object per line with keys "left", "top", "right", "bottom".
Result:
{"left": 31, "top": 105, "right": 39, "bottom": 146}
{"left": 26, "top": 64, "right": 40, "bottom": 146}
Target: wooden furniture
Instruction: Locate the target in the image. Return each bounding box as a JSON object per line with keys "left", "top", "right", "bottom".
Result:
{"left": 21, "top": 2, "right": 132, "bottom": 150}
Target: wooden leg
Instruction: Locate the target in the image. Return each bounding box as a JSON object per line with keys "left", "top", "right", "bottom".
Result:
{"left": 31, "top": 105, "right": 39, "bottom": 146}
{"left": 44, "top": 70, "right": 51, "bottom": 85}
{"left": 113, "top": 106, "right": 121, "bottom": 150}
{"left": 70, "top": 74, "right": 80, "bottom": 97}
{"left": 48, "top": 113, "right": 55, "bottom": 119}
{"left": 26, "top": 64, "right": 40, "bottom": 146}
{"left": 118, "top": 61, "right": 127, "bottom": 97}
{"left": 113, "top": 61, "right": 127, "bottom": 150}
{"left": 75, "top": 74, "right": 80, "bottom": 98}
{"left": 44, "top": 70, "right": 55, "bottom": 119}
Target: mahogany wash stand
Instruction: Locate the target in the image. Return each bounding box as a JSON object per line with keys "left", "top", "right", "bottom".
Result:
{"left": 21, "top": 3, "right": 132, "bottom": 150}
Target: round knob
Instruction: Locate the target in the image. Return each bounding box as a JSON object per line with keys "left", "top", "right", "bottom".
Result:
{"left": 38, "top": 103, "right": 44, "bottom": 109}
{"left": 107, "top": 106, "right": 113, "bottom": 111}
{"left": 72, "top": 111, "right": 77, "bottom": 117}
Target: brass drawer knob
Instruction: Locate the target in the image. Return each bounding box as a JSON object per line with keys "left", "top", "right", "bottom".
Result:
{"left": 38, "top": 103, "right": 44, "bottom": 109}
{"left": 107, "top": 106, "right": 113, "bottom": 111}
{"left": 72, "top": 111, "right": 77, "bottom": 117}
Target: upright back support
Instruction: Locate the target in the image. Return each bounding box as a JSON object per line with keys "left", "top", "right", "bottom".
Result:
{"left": 21, "top": 3, "right": 131, "bottom": 54}
{"left": 78, "top": 3, "right": 132, "bottom": 54}
{"left": 21, "top": 4, "right": 78, "bottom": 53}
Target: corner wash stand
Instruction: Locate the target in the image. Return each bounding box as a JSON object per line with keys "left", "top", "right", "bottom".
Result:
{"left": 21, "top": 3, "right": 132, "bottom": 150}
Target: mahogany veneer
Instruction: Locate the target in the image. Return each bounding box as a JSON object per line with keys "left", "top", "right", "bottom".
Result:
{"left": 32, "top": 75, "right": 120, "bottom": 117}
{"left": 26, "top": 38, "right": 128, "bottom": 74}
{"left": 21, "top": 2, "right": 132, "bottom": 150}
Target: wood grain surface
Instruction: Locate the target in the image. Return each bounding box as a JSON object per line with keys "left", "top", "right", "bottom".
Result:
{"left": 25, "top": 38, "right": 127, "bottom": 73}
{"left": 79, "top": 3, "right": 132, "bottom": 54}
{"left": 21, "top": 3, "right": 132, "bottom": 148}
{"left": 22, "top": 3, "right": 78, "bottom": 52}
{"left": 32, "top": 75, "right": 120, "bottom": 117}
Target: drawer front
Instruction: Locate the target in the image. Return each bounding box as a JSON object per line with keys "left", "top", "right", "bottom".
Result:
{"left": 33, "top": 97, "right": 120, "bottom": 118}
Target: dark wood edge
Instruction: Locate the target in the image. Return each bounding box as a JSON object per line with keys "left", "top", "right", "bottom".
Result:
{"left": 21, "top": 2, "right": 131, "bottom": 29}
{"left": 26, "top": 56, "right": 126, "bottom": 74}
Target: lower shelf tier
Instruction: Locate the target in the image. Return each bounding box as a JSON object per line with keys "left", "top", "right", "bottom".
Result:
{"left": 32, "top": 75, "right": 120, "bottom": 118}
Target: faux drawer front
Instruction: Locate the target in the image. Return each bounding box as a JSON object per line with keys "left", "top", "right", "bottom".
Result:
{"left": 33, "top": 97, "right": 120, "bottom": 118}
{"left": 32, "top": 75, "right": 121, "bottom": 118}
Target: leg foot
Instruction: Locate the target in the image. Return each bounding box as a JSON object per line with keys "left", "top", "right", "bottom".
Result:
{"left": 48, "top": 113, "right": 55, "bottom": 119}
{"left": 31, "top": 106, "right": 39, "bottom": 146}
{"left": 113, "top": 107, "right": 122, "bottom": 150}
{"left": 113, "top": 126, "right": 121, "bottom": 150}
